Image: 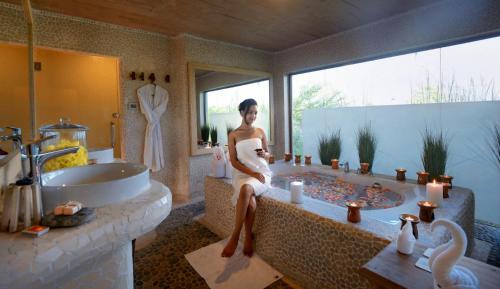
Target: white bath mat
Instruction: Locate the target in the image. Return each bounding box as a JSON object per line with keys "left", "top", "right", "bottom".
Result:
{"left": 185, "top": 239, "right": 283, "bottom": 289}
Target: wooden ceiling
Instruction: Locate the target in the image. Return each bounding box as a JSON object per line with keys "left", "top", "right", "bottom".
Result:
{"left": 3, "top": 0, "right": 440, "bottom": 51}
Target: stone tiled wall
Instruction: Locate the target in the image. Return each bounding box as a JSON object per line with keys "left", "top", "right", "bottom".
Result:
{"left": 0, "top": 3, "right": 273, "bottom": 201}
{"left": 202, "top": 176, "right": 390, "bottom": 289}
{"left": 0, "top": 2, "right": 179, "bottom": 193}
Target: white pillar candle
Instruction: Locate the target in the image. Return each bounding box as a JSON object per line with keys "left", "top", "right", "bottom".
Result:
{"left": 426, "top": 180, "right": 443, "bottom": 207}
{"left": 290, "top": 181, "right": 304, "bottom": 204}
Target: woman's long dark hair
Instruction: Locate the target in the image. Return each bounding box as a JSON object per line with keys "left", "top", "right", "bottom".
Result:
{"left": 238, "top": 98, "right": 258, "bottom": 125}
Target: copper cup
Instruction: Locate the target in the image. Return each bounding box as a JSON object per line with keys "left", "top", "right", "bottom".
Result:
{"left": 304, "top": 155, "right": 312, "bottom": 165}
{"left": 360, "top": 162, "right": 370, "bottom": 174}
{"left": 331, "top": 159, "right": 339, "bottom": 170}
{"left": 417, "top": 201, "right": 438, "bottom": 222}
{"left": 399, "top": 214, "right": 420, "bottom": 239}
{"left": 395, "top": 168, "right": 406, "bottom": 181}
{"left": 284, "top": 153, "right": 292, "bottom": 162}
{"left": 440, "top": 175, "right": 453, "bottom": 189}
{"left": 417, "top": 171, "right": 429, "bottom": 185}
{"left": 346, "top": 201, "right": 363, "bottom": 223}
{"left": 294, "top": 154, "right": 302, "bottom": 165}
{"left": 268, "top": 154, "right": 275, "bottom": 164}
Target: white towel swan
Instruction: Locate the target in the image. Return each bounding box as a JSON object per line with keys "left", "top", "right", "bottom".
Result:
{"left": 428, "top": 219, "right": 478, "bottom": 289}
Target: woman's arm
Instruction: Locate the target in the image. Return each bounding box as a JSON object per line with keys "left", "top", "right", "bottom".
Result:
{"left": 258, "top": 128, "right": 270, "bottom": 160}
{"left": 228, "top": 131, "right": 262, "bottom": 178}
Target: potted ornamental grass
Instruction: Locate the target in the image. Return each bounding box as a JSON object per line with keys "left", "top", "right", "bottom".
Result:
{"left": 318, "top": 129, "right": 342, "bottom": 166}
{"left": 356, "top": 124, "right": 377, "bottom": 174}
{"left": 421, "top": 128, "right": 449, "bottom": 182}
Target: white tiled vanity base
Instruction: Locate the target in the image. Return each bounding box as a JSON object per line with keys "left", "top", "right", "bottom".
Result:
{"left": 48, "top": 242, "right": 133, "bottom": 289}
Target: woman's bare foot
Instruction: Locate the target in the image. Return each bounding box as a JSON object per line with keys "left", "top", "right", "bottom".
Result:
{"left": 221, "top": 238, "right": 238, "bottom": 257}
{"left": 243, "top": 233, "right": 254, "bottom": 257}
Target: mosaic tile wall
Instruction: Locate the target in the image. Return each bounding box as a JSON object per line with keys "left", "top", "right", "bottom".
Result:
{"left": 203, "top": 176, "right": 390, "bottom": 289}
{"left": 0, "top": 3, "right": 273, "bottom": 201}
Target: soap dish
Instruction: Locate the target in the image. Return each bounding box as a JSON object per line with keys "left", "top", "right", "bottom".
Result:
{"left": 41, "top": 207, "right": 96, "bottom": 228}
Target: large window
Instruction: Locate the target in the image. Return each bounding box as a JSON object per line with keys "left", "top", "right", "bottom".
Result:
{"left": 289, "top": 36, "right": 500, "bottom": 223}
{"left": 291, "top": 36, "right": 500, "bottom": 155}
{"left": 204, "top": 79, "right": 270, "bottom": 146}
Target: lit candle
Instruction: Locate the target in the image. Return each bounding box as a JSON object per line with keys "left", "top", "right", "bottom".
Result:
{"left": 426, "top": 180, "right": 443, "bottom": 206}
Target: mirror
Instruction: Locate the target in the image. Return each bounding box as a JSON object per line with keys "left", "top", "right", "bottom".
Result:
{"left": 188, "top": 63, "right": 273, "bottom": 156}
{"left": 0, "top": 43, "right": 122, "bottom": 157}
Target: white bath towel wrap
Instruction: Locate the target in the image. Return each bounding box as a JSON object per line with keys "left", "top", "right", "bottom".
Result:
{"left": 231, "top": 138, "right": 272, "bottom": 206}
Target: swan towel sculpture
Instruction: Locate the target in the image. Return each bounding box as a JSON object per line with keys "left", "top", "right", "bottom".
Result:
{"left": 428, "top": 219, "right": 478, "bottom": 289}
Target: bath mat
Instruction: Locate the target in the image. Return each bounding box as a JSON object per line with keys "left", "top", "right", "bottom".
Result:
{"left": 185, "top": 239, "right": 283, "bottom": 289}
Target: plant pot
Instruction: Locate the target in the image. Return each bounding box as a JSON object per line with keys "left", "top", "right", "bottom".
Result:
{"left": 284, "top": 153, "right": 292, "bottom": 162}
{"left": 304, "top": 155, "right": 312, "bottom": 165}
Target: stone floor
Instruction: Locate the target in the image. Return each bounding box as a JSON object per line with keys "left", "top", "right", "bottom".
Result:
{"left": 133, "top": 201, "right": 294, "bottom": 289}
{"left": 134, "top": 201, "right": 500, "bottom": 289}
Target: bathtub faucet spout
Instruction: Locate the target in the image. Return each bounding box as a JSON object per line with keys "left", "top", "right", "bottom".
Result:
{"left": 341, "top": 161, "right": 349, "bottom": 173}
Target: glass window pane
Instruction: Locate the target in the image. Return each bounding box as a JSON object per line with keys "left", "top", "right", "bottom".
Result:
{"left": 205, "top": 80, "right": 270, "bottom": 146}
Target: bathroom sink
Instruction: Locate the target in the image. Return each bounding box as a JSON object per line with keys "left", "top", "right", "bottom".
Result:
{"left": 41, "top": 162, "right": 150, "bottom": 214}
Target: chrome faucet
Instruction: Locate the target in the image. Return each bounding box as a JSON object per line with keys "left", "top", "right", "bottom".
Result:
{"left": 1, "top": 127, "right": 29, "bottom": 177}
{"left": 0, "top": 127, "right": 24, "bottom": 153}
{"left": 343, "top": 161, "right": 349, "bottom": 173}
{"left": 26, "top": 135, "right": 79, "bottom": 185}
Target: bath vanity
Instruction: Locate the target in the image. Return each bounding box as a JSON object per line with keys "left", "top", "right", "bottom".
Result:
{"left": 202, "top": 161, "right": 476, "bottom": 289}
{"left": 0, "top": 151, "right": 172, "bottom": 289}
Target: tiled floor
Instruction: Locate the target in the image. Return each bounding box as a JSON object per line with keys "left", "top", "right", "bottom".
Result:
{"left": 134, "top": 201, "right": 500, "bottom": 289}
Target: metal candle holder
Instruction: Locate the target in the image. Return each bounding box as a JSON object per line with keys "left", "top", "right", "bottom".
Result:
{"left": 331, "top": 159, "right": 339, "bottom": 170}
{"left": 417, "top": 171, "right": 429, "bottom": 185}
{"left": 360, "top": 163, "right": 370, "bottom": 174}
{"left": 417, "top": 201, "right": 438, "bottom": 222}
{"left": 294, "top": 154, "right": 302, "bottom": 165}
{"left": 440, "top": 175, "right": 454, "bottom": 189}
{"left": 395, "top": 168, "right": 406, "bottom": 181}
{"left": 442, "top": 183, "right": 450, "bottom": 198}
{"left": 399, "top": 214, "right": 420, "bottom": 239}
{"left": 268, "top": 154, "right": 275, "bottom": 164}
{"left": 346, "top": 201, "right": 364, "bottom": 223}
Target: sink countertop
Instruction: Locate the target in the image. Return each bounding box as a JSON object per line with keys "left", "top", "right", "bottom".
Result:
{"left": 0, "top": 180, "right": 172, "bottom": 289}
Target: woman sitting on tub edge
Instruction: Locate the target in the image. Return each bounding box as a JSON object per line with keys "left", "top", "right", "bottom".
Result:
{"left": 221, "top": 98, "right": 272, "bottom": 258}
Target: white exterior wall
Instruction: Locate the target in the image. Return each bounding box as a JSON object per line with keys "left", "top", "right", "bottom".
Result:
{"left": 302, "top": 101, "right": 500, "bottom": 223}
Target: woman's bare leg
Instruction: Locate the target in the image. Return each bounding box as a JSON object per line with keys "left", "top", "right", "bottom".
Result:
{"left": 243, "top": 195, "right": 257, "bottom": 256}
{"left": 221, "top": 184, "right": 254, "bottom": 257}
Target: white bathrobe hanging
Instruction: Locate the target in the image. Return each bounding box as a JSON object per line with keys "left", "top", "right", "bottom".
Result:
{"left": 138, "top": 83, "right": 168, "bottom": 172}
